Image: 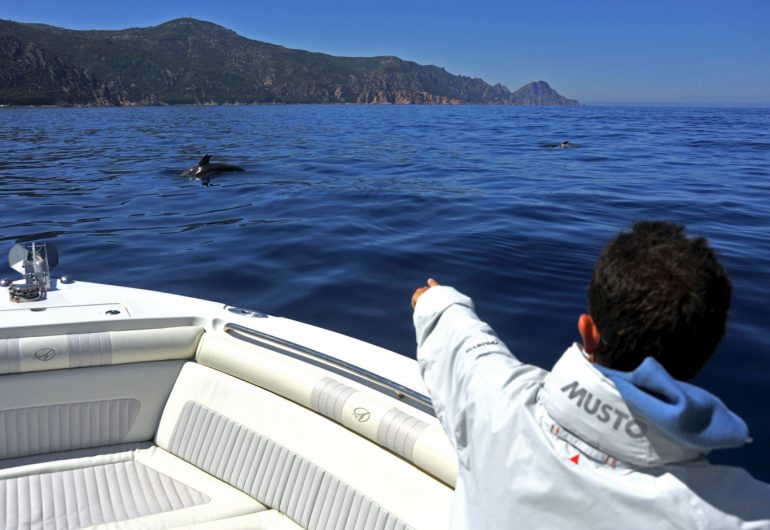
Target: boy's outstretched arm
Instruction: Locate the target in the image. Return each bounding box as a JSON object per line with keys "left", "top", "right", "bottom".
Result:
{"left": 411, "top": 279, "right": 546, "bottom": 465}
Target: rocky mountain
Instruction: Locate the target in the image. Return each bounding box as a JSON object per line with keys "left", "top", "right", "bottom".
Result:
{"left": 0, "top": 18, "right": 579, "bottom": 106}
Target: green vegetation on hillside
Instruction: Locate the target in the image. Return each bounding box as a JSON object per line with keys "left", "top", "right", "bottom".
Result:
{"left": 0, "top": 18, "right": 579, "bottom": 106}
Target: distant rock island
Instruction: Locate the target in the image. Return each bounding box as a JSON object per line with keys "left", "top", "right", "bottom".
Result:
{"left": 0, "top": 18, "right": 579, "bottom": 107}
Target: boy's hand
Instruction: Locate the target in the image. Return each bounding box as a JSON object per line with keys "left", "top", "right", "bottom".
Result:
{"left": 411, "top": 278, "right": 440, "bottom": 309}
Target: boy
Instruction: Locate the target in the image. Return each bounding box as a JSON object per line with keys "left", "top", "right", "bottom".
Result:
{"left": 412, "top": 221, "right": 770, "bottom": 529}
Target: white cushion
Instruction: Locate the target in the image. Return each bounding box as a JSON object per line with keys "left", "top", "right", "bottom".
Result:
{"left": 0, "top": 445, "right": 264, "bottom": 530}
{"left": 0, "top": 326, "right": 203, "bottom": 375}
{"left": 196, "top": 333, "right": 458, "bottom": 486}
{"left": 169, "top": 510, "right": 305, "bottom": 530}
{"left": 0, "top": 361, "right": 185, "bottom": 460}
{"left": 156, "top": 362, "right": 452, "bottom": 530}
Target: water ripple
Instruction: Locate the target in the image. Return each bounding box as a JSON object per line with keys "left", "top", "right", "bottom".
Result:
{"left": 1, "top": 105, "right": 769, "bottom": 479}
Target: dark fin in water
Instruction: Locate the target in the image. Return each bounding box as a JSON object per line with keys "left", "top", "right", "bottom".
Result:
{"left": 198, "top": 155, "right": 211, "bottom": 166}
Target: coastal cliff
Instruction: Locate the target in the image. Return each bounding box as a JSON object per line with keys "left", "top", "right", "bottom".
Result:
{"left": 0, "top": 18, "right": 579, "bottom": 107}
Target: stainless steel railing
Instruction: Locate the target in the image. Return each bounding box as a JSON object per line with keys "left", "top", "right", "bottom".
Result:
{"left": 223, "top": 322, "right": 434, "bottom": 412}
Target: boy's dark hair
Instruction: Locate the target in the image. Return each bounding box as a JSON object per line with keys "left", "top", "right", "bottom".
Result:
{"left": 588, "top": 221, "right": 732, "bottom": 380}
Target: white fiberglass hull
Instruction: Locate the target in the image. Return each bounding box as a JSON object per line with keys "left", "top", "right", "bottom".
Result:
{"left": 0, "top": 277, "right": 456, "bottom": 530}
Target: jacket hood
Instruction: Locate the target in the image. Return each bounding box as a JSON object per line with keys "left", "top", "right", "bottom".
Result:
{"left": 595, "top": 357, "right": 750, "bottom": 451}
{"left": 541, "top": 345, "right": 750, "bottom": 467}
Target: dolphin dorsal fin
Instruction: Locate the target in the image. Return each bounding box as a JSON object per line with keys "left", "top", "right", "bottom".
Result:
{"left": 198, "top": 155, "right": 211, "bottom": 166}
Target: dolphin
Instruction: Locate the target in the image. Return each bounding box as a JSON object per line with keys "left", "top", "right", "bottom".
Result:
{"left": 545, "top": 140, "right": 578, "bottom": 149}
{"left": 181, "top": 155, "right": 244, "bottom": 184}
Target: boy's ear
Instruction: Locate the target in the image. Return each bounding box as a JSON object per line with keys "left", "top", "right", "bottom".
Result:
{"left": 578, "top": 314, "right": 602, "bottom": 361}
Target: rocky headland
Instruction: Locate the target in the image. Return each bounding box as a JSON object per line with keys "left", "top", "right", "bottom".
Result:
{"left": 0, "top": 18, "right": 579, "bottom": 107}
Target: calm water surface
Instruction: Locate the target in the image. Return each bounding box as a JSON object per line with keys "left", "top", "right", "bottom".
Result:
{"left": 1, "top": 105, "right": 769, "bottom": 480}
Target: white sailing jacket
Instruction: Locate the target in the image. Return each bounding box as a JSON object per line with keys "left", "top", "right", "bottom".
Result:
{"left": 413, "top": 285, "right": 770, "bottom": 530}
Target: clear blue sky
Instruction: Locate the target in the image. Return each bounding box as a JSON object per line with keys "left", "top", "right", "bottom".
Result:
{"left": 4, "top": 0, "right": 769, "bottom": 105}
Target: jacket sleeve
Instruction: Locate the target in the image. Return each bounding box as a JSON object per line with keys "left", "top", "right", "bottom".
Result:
{"left": 413, "top": 285, "right": 546, "bottom": 466}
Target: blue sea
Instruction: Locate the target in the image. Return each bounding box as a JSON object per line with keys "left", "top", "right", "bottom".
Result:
{"left": 1, "top": 105, "right": 769, "bottom": 481}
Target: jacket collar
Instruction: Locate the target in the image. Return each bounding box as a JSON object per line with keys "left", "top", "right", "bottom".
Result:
{"left": 541, "top": 344, "right": 711, "bottom": 467}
